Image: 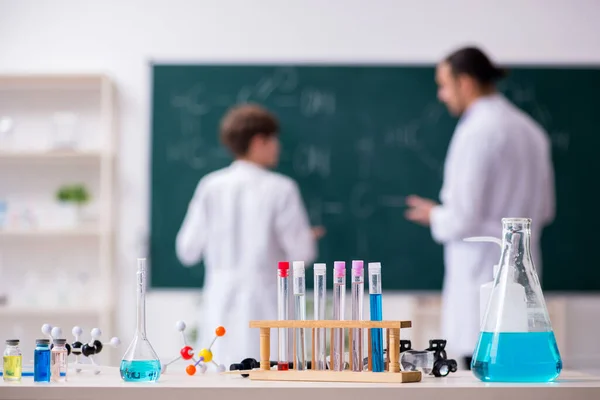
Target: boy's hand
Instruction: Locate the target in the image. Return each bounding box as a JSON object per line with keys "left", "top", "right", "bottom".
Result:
{"left": 312, "top": 226, "right": 326, "bottom": 240}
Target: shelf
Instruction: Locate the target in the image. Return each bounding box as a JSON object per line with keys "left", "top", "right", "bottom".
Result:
{"left": 0, "top": 74, "right": 110, "bottom": 90}
{"left": 0, "top": 150, "right": 108, "bottom": 162}
{"left": 0, "top": 305, "right": 104, "bottom": 317}
{"left": 0, "top": 227, "right": 102, "bottom": 237}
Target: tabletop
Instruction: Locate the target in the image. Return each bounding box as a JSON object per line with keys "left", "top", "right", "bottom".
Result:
{"left": 1, "top": 369, "right": 599, "bottom": 400}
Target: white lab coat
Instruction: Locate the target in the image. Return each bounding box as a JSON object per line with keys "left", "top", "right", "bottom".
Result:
{"left": 176, "top": 160, "right": 316, "bottom": 367}
{"left": 430, "top": 93, "right": 555, "bottom": 358}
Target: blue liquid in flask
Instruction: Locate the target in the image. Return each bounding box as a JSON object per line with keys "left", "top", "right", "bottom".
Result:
{"left": 472, "top": 331, "right": 562, "bottom": 382}
{"left": 119, "top": 360, "right": 161, "bottom": 382}
{"left": 370, "top": 293, "right": 384, "bottom": 372}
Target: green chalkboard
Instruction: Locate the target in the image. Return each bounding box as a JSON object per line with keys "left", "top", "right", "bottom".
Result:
{"left": 150, "top": 63, "right": 600, "bottom": 292}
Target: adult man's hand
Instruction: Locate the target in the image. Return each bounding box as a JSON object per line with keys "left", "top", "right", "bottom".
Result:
{"left": 405, "top": 195, "right": 438, "bottom": 226}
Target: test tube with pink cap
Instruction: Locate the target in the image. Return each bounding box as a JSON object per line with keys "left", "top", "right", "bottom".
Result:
{"left": 351, "top": 260, "right": 364, "bottom": 371}
{"left": 332, "top": 261, "right": 346, "bottom": 371}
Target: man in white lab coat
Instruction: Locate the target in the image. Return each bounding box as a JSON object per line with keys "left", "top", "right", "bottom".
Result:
{"left": 176, "top": 104, "right": 324, "bottom": 368}
{"left": 405, "top": 47, "right": 555, "bottom": 369}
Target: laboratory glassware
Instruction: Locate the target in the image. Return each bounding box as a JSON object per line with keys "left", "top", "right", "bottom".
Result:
{"left": 472, "top": 218, "right": 562, "bottom": 382}
{"left": 313, "top": 263, "right": 327, "bottom": 370}
{"left": 50, "top": 339, "right": 68, "bottom": 382}
{"left": 277, "top": 261, "right": 290, "bottom": 371}
{"left": 351, "top": 260, "right": 364, "bottom": 372}
{"left": 293, "top": 261, "right": 307, "bottom": 370}
{"left": 332, "top": 261, "right": 346, "bottom": 371}
{"left": 368, "top": 262, "right": 384, "bottom": 372}
{"left": 120, "top": 258, "right": 161, "bottom": 382}
{"left": 3, "top": 339, "right": 22, "bottom": 382}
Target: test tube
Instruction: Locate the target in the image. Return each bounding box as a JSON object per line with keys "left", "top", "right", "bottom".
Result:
{"left": 313, "top": 263, "right": 327, "bottom": 370}
{"left": 277, "top": 261, "right": 290, "bottom": 371}
{"left": 351, "top": 260, "right": 364, "bottom": 372}
{"left": 293, "top": 261, "right": 307, "bottom": 370}
{"left": 368, "top": 262, "right": 384, "bottom": 372}
{"left": 333, "top": 261, "right": 346, "bottom": 371}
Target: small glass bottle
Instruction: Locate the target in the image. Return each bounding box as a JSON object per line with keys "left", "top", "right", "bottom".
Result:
{"left": 34, "top": 339, "right": 51, "bottom": 382}
{"left": 120, "top": 258, "right": 161, "bottom": 382}
{"left": 3, "top": 339, "right": 22, "bottom": 382}
{"left": 51, "top": 339, "right": 68, "bottom": 382}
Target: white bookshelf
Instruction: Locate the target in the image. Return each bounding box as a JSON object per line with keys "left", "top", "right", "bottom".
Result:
{"left": 0, "top": 74, "right": 117, "bottom": 364}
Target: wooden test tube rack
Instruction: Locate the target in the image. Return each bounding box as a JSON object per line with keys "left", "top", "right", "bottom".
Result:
{"left": 246, "top": 320, "right": 422, "bottom": 383}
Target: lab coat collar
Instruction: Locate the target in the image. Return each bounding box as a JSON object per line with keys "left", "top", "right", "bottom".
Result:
{"left": 230, "top": 159, "right": 267, "bottom": 172}
{"left": 458, "top": 92, "right": 504, "bottom": 126}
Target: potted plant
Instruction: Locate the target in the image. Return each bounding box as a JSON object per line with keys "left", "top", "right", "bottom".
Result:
{"left": 55, "top": 183, "right": 90, "bottom": 228}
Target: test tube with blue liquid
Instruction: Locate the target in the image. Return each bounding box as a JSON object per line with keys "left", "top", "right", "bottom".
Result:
{"left": 368, "top": 262, "right": 384, "bottom": 372}
{"left": 332, "top": 261, "right": 346, "bottom": 371}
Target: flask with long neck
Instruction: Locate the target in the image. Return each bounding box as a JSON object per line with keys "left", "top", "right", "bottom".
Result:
{"left": 120, "top": 258, "right": 161, "bottom": 382}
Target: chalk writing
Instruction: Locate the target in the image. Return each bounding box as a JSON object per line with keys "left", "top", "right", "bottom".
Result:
{"left": 300, "top": 88, "right": 336, "bottom": 116}
{"left": 293, "top": 144, "right": 331, "bottom": 178}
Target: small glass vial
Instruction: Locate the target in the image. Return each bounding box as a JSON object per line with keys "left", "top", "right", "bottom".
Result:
{"left": 51, "top": 339, "right": 68, "bottom": 382}
{"left": 3, "top": 339, "right": 22, "bottom": 382}
{"left": 34, "top": 339, "right": 51, "bottom": 382}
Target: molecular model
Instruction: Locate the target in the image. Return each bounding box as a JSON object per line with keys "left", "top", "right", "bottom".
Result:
{"left": 162, "top": 320, "right": 226, "bottom": 375}
{"left": 41, "top": 323, "right": 121, "bottom": 375}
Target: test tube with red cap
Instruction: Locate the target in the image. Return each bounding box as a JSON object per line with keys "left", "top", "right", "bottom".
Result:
{"left": 277, "top": 261, "right": 290, "bottom": 371}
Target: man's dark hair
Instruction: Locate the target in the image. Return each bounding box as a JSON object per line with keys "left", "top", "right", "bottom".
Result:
{"left": 219, "top": 103, "right": 279, "bottom": 156}
{"left": 444, "top": 46, "right": 508, "bottom": 85}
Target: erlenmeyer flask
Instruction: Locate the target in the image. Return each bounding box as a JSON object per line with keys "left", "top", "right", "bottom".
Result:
{"left": 472, "top": 218, "right": 562, "bottom": 382}
{"left": 120, "top": 258, "right": 161, "bottom": 382}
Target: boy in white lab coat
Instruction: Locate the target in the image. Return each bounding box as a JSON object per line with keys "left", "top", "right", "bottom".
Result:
{"left": 176, "top": 103, "right": 324, "bottom": 368}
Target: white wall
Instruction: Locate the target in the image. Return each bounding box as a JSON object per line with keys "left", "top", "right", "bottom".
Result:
{"left": 1, "top": 0, "right": 599, "bottom": 368}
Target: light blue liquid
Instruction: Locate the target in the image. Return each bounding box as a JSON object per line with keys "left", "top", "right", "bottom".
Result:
{"left": 33, "top": 348, "right": 50, "bottom": 382}
{"left": 370, "top": 293, "right": 384, "bottom": 372}
{"left": 472, "top": 331, "right": 562, "bottom": 382}
{"left": 119, "top": 360, "right": 161, "bottom": 382}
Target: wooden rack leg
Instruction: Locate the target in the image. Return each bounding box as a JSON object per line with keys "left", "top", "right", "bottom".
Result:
{"left": 348, "top": 328, "right": 353, "bottom": 371}
{"left": 260, "top": 328, "right": 270, "bottom": 370}
{"left": 293, "top": 327, "right": 297, "bottom": 370}
{"left": 367, "top": 329, "right": 372, "bottom": 371}
{"left": 389, "top": 328, "right": 400, "bottom": 372}
{"left": 385, "top": 329, "right": 390, "bottom": 370}
{"left": 330, "top": 328, "right": 334, "bottom": 370}
{"left": 311, "top": 328, "right": 316, "bottom": 370}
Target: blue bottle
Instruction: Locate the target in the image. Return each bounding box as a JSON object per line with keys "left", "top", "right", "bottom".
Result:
{"left": 471, "top": 218, "right": 562, "bottom": 382}
{"left": 34, "top": 339, "right": 51, "bottom": 382}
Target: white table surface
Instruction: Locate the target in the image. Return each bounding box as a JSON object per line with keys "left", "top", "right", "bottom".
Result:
{"left": 1, "top": 370, "right": 599, "bottom": 400}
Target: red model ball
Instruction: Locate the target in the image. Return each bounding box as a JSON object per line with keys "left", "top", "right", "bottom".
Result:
{"left": 180, "top": 345, "right": 194, "bottom": 360}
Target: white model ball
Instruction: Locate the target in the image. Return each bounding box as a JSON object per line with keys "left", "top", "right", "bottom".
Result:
{"left": 72, "top": 326, "right": 83, "bottom": 337}
{"left": 161, "top": 363, "right": 168, "bottom": 374}
{"left": 51, "top": 327, "right": 62, "bottom": 339}
{"left": 198, "top": 363, "right": 207, "bottom": 374}
{"left": 175, "top": 320, "right": 186, "bottom": 332}
{"left": 217, "top": 364, "right": 226, "bottom": 373}
{"left": 91, "top": 328, "right": 102, "bottom": 339}
{"left": 41, "top": 324, "right": 52, "bottom": 336}
{"left": 110, "top": 337, "right": 121, "bottom": 347}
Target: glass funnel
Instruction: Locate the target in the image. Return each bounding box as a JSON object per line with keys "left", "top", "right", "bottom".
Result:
{"left": 120, "top": 258, "right": 161, "bottom": 382}
{"left": 472, "top": 218, "right": 562, "bottom": 382}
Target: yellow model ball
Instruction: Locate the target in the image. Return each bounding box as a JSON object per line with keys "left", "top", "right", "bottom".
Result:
{"left": 199, "top": 348, "right": 213, "bottom": 363}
